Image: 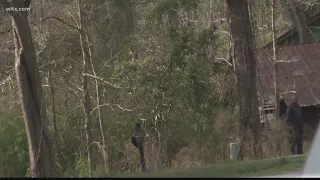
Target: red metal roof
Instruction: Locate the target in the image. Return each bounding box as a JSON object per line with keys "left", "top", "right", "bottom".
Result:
{"left": 256, "top": 42, "right": 320, "bottom": 107}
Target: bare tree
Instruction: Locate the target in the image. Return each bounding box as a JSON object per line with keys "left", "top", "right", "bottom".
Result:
{"left": 78, "top": 0, "right": 95, "bottom": 176}
{"left": 85, "top": 14, "right": 109, "bottom": 174}
{"left": 271, "top": 0, "right": 280, "bottom": 121}
{"left": 227, "top": 0, "right": 261, "bottom": 159}
{"left": 89, "top": 0, "right": 135, "bottom": 172}
{"left": 271, "top": 0, "right": 283, "bottom": 157}
{"left": 0, "top": 0, "right": 53, "bottom": 177}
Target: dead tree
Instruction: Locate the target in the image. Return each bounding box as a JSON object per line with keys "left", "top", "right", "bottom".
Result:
{"left": 78, "top": 0, "right": 95, "bottom": 176}
{"left": 271, "top": 0, "right": 282, "bottom": 156}
{"left": 0, "top": 0, "right": 53, "bottom": 177}
{"left": 271, "top": 0, "right": 280, "bottom": 121}
{"left": 85, "top": 13, "right": 109, "bottom": 175}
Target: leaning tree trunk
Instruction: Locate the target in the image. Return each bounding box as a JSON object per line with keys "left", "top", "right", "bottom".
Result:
{"left": 227, "top": 0, "right": 262, "bottom": 160}
{"left": 0, "top": 0, "right": 53, "bottom": 177}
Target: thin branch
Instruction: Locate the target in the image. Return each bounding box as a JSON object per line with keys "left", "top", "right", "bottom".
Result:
{"left": 113, "top": 103, "right": 134, "bottom": 111}
{"left": 63, "top": 86, "right": 82, "bottom": 104}
{"left": 280, "top": 91, "right": 296, "bottom": 95}
{"left": 82, "top": 73, "right": 124, "bottom": 89}
{"left": 132, "top": 0, "right": 154, "bottom": 5}
{"left": 90, "top": 103, "right": 134, "bottom": 115}
{"left": 214, "top": 55, "right": 233, "bottom": 66}
{"left": 69, "top": 79, "right": 83, "bottom": 92}
{"left": 266, "top": 53, "right": 300, "bottom": 64}
{"left": 92, "top": 141, "right": 103, "bottom": 148}
{"left": 275, "top": 58, "right": 299, "bottom": 64}
{"left": 66, "top": 12, "right": 79, "bottom": 31}
{"left": 275, "top": 59, "right": 299, "bottom": 63}
{"left": 39, "top": 16, "right": 80, "bottom": 32}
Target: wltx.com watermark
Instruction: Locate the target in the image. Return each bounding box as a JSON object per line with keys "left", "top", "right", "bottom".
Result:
{"left": 6, "top": 7, "right": 30, "bottom": 12}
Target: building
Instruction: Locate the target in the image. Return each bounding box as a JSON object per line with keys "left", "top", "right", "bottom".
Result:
{"left": 256, "top": 12, "right": 320, "bottom": 130}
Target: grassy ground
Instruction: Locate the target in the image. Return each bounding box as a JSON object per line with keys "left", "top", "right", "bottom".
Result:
{"left": 115, "top": 155, "right": 306, "bottom": 178}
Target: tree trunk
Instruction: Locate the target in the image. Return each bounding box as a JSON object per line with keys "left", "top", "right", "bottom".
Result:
{"left": 227, "top": 0, "right": 261, "bottom": 159}
{"left": 163, "top": 5, "right": 178, "bottom": 168}
{"left": 78, "top": 0, "right": 95, "bottom": 175}
{"left": 0, "top": 0, "right": 54, "bottom": 177}
{"left": 271, "top": 0, "right": 280, "bottom": 121}
{"left": 48, "top": 64, "right": 60, "bottom": 165}
{"left": 271, "top": 0, "right": 282, "bottom": 157}
{"left": 86, "top": 27, "right": 109, "bottom": 173}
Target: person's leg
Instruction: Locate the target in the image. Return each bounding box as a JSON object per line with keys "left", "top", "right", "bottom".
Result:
{"left": 138, "top": 145, "right": 146, "bottom": 172}
{"left": 301, "top": 125, "right": 304, "bottom": 153}
{"left": 288, "top": 128, "right": 295, "bottom": 154}
{"left": 291, "top": 125, "right": 299, "bottom": 155}
{"left": 291, "top": 139, "right": 297, "bottom": 154}
{"left": 297, "top": 125, "right": 303, "bottom": 154}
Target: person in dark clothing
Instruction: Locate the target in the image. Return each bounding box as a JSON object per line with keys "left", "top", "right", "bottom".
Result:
{"left": 286, "top": 94, "right": 304, "bottom": 155}
{"left": 131, "top": 123, "right": 147, "bottom": 172}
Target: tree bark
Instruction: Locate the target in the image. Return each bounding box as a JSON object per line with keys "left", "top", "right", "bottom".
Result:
{"left": 227, "top": 0, "right": 261, "bottom": 159}
{"left": 0, "top": 0, "right": 53, "bottom": 177}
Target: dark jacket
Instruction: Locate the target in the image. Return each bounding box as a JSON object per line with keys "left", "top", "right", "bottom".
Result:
{"left": 286, "top": 102, "right": 303, "bottom": 125}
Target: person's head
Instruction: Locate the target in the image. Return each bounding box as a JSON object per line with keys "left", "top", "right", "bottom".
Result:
{"left": 292, "top": 93, "right": 299, "bottom": 103}
{"left": 135, "top": 123, "right": 141, "bottom": 132}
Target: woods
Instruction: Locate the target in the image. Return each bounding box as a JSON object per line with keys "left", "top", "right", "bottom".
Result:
{"left": 0, "top": 0, "right": 318, "bottom": 177}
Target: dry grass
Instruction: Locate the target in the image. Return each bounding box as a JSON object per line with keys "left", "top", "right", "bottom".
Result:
{"left": 260, "top": 119, "right": 313, "bottom": 159}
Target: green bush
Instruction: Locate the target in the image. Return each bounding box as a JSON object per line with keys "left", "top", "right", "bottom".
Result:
{"left": 0, "top": 116, "right": 28, "bottom": 177}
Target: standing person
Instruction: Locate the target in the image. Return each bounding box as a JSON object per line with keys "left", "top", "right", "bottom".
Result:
{"left": 286, "top": 93, "right": 304, "bottom": 155}
{"left": 131, "top": 123, "right": 147, "bottom": 172}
